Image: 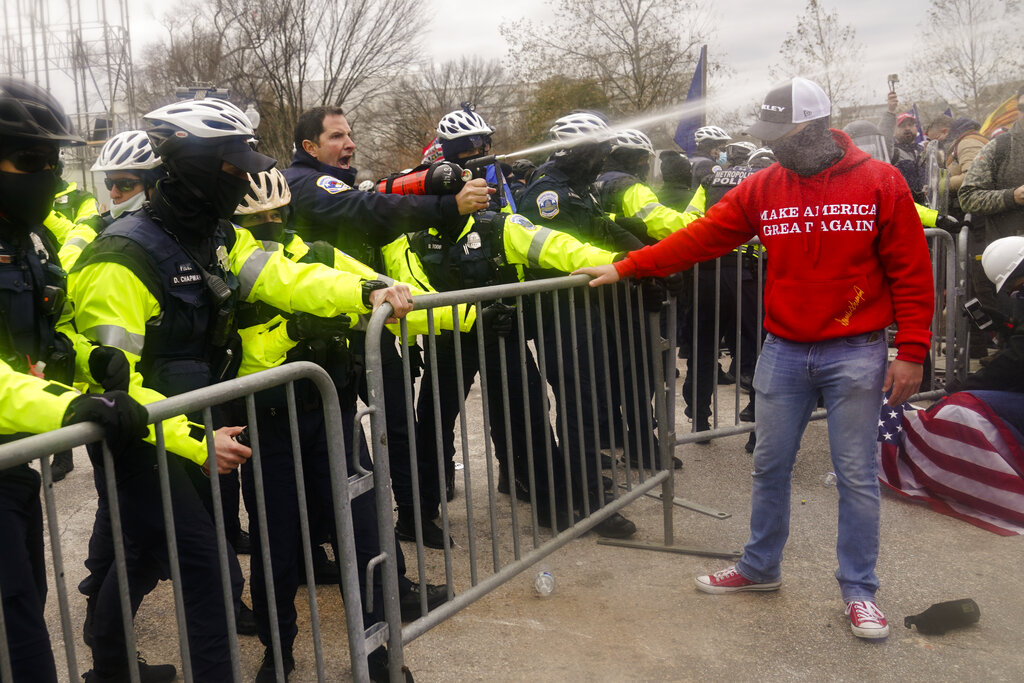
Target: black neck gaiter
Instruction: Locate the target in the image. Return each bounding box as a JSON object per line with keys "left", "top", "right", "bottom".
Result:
{"left": 773, "top": 119, "right": 843, "bottom": 176}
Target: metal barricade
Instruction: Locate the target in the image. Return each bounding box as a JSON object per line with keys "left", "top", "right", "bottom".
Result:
{"left": 363, "top": 274, "right": 685, "bottom": 680}
{"left": 0, "top": 362, "right": 379, "bottom": 682}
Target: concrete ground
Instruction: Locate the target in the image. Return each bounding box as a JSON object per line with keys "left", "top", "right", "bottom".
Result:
{"left": 42, "top": 367, "right": 1024, "bottom": 682}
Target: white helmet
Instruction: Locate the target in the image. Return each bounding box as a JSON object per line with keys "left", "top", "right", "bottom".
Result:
{"left": 436, "top": 107, "right": 494, "bottom": 141}
{"left": 612, "top": 128, "right": 655, "bottom": 156}
{"left": 91, "top": 130, "right": 161, "bottom": 171}
{"left": 235, "top": 168, "right": 291, "bottom": 215}
{"left": 747, "top": 147, "right": 777, "bottom": 168}
{"left": 726, "top": 140, "right": 757, "bottom": 154}
{"left": 144, "top": 98, "right": 255, "bottom": 140}
{"left": 982, "top": 236, "right": 1024, "bottom": 292}
{"left": 694, "top": 125, "right": 732, "bottom": 144}
{"left": 144, "top": 98, "right": 274, "bottom": 173}
{"left": 549, "top": 111, "right": 613, "bottom": 145}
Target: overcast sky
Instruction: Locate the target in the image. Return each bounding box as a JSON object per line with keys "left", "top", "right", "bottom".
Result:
{"left": 11, "top": 0, "right": 939, "bottom": 118}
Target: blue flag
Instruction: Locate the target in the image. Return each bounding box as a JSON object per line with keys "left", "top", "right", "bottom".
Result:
{"left": 674, "top": 45, "right": 706, "bottom": 155}
{"left": 912, "top": 103, "right": 926, "bottom": 144}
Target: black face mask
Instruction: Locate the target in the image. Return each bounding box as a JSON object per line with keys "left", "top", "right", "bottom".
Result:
{"left": 772, "top": 120, "right": 842, "bottom": 176}
{"left": 246, "top": 221, "right": 284, "bottom": 242}
{"left": 167, "top": 154, "right": 253, "bottom": 222}
{"left": 0, "top": 168, "right": 60, "bottom": 232}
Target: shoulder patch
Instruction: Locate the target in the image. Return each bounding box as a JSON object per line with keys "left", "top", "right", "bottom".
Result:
{"left": 537, "top": 190, "right": 559, "bottom": 219}
{"left": 507, "top": 214, "right": 537, "bottom": 231}
{"left": 316, "top": 175, "right": 351, "bottom": 194}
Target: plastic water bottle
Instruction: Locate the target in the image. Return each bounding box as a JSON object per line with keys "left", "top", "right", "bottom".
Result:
{"left": 534, "top": 569, "right": 555, "bottom": 596}
{"left": 823, "top": 472, "right": 837, "bottom": 487}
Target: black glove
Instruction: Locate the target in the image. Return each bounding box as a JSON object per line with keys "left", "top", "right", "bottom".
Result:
{"left": 935, "top": 214, "right": 960, "bottom": 231}
{"left": 62, "top": 391, "right": 149, "bottom": 455}
{"left": 88, "top": 345, "right": 130, "bottom": 392}
{"left": 637, "top": 278, "right": 667, "bottom": 313}
{"left": 481, "top": 302, "right": 515, "bottom": 337}
{"left": 286, "top": 313, "right": 350, "bottom": 341}
{"left": 662, "top": 272, "right": 687, "bottom": 300}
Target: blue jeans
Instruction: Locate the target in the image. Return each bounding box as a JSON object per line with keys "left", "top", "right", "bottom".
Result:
{"left": 736, "top": 331, "right": 887, "bottom": 602}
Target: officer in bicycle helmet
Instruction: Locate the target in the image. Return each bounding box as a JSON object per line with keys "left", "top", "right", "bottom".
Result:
{"left": 691, "top": 125, "right": 732, "bottom": 189}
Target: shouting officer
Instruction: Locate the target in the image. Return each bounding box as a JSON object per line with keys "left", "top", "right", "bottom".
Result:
{"left": 284, "top": 106, "right": 492, "bottom": 548}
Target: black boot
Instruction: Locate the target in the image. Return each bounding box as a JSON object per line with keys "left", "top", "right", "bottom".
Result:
{"left": 395, "top": 508, "right": 451, "bottom": 550}
{"left": 399, "top": 581, "right": 450, "bottom": 622}
{"left": 254, "top": 646, "right": 294, "bottom": 683}
{"left": 593, "top": 512, "right": 637, "bottom": 539}
{"left": 51, "top": 450, "right": 74, "bottom": 481}
{"left": 83, "top": 653, "right": 176, "bottom": 683}
{"left": 745, "top": 432, "right": 756, "bottom": 454}
{"left": 367, "top": 647, "right": 414, "bottom": 682}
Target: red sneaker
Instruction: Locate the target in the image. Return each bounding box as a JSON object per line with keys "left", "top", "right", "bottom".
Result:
{"left": 846, "top": 600, "right": 890, "bottom": 639}
{"left": 694, "top": 566, "right": 781, "bottom": 594}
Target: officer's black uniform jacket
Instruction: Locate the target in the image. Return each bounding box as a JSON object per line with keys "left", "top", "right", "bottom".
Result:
{"left": 283, "top": 149, "right": 463, "bottom": 270}
{"left": 519, "top": 162, "right": 644, "bottom": 281}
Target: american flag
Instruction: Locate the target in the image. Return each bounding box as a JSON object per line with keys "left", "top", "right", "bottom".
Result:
{"left": 877, "top": 392, "right": 1024, "bottom": 536}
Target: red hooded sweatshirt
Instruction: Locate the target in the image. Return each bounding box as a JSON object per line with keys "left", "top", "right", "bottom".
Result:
{"left": 616, "top": 130, "right": 933, "bottom": 363}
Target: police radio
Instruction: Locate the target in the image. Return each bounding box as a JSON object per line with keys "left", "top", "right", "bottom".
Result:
{"left": 376, "top": 160, "right": 470, "bottom": 195}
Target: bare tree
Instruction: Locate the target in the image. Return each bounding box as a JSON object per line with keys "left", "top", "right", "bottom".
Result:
{"left": 771, "top": 0, "right": 864, "bottom": 111}
{"left": 506, "top": 0, "right": 712, "bottom": 116}
{"left": 135, "top": 0, "right": 426, "bottom": 164}
{"left": 906, "top": 0, "right": 1023, "bottom": 120}
{"left": 359, "top": 57, "right": 507, "bottom": 177}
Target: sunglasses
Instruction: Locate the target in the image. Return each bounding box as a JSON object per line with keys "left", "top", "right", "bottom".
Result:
{"left": 4, "top": 147, "right": 59, "bottom": 174}
{"left": 104, "top": 177, "right": 143, "bottom": 192}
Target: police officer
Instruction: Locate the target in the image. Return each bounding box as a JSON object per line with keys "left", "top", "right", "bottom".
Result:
{"left": 284, "top": 106, "right": 492, "bottom": 548}
{"left": 682, "top": 157, "right": 769, "bottom": 440}
{"left": 946, "top": 236, "right": 1024, "bottom": 394}
{"left": 0, "top": 76, "right": 150, "bottom": 683}
{"left": 690, "top": 125, "right": 732, "bottom": 189}
{"left": 231, "top": 168, "right": 451, "bottom": 681}
{"left": 520, "top": 111, "right": 651, "bottom": 538}
{"left": 69, "top": 98, "right": 414, "bottom": 682}
{"left": 388, "top": 107, "right": 628, "bottom": 536}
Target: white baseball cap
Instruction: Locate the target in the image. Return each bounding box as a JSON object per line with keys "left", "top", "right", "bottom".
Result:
{"left": 747, "top": 77, "right": 832, "bottom": 141}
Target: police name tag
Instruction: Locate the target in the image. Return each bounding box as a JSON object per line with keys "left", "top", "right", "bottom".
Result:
{"left": 316, "top": 176, "right": 351, "bottom": 194}
{"left": 537, "top": 191, "right": 559, "bottom": 219}
{"left": 172, "top": 262, "right": 202, "bottom": 286}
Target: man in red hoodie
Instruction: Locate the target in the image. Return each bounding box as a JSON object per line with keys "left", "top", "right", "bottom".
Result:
{"left": 575, "top": 77, "right": 933, "bottom": 640}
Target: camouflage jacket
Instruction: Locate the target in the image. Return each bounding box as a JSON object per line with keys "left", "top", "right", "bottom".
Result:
{"left": 958, "top": 121, "right": 1024, "bottom": 239}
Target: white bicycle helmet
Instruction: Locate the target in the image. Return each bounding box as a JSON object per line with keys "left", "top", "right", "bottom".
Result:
{"left": 144, "top": 98, "right": 255, "bottom": 140}
{"left": 91, "top": 130, "right": 161, "bottom": 171}
{"left": 747, "top": 147, "right": 777, "bottom": 168}
{"left": 235, "top": 168, "right": 291, "bottom": 215}
{"left": 436, "top": 107, "right": 494, "bottom": 141}
{"left": 726, "top": 140, "right": 757, "bottom": 155}
{"left": 549, "top": 111, "right": 613, "bottom": 145}
{"left": 694, "top": 125, "right": 732, "bottom": 144}
{"left": 144, "top": 98, "right": 273, "bottom": 173}
{"left": 982, "top": 236, "right": 1024, "bottom": 293}
{"left": 612, "top": 129, "right": 655, "bottom": 156}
